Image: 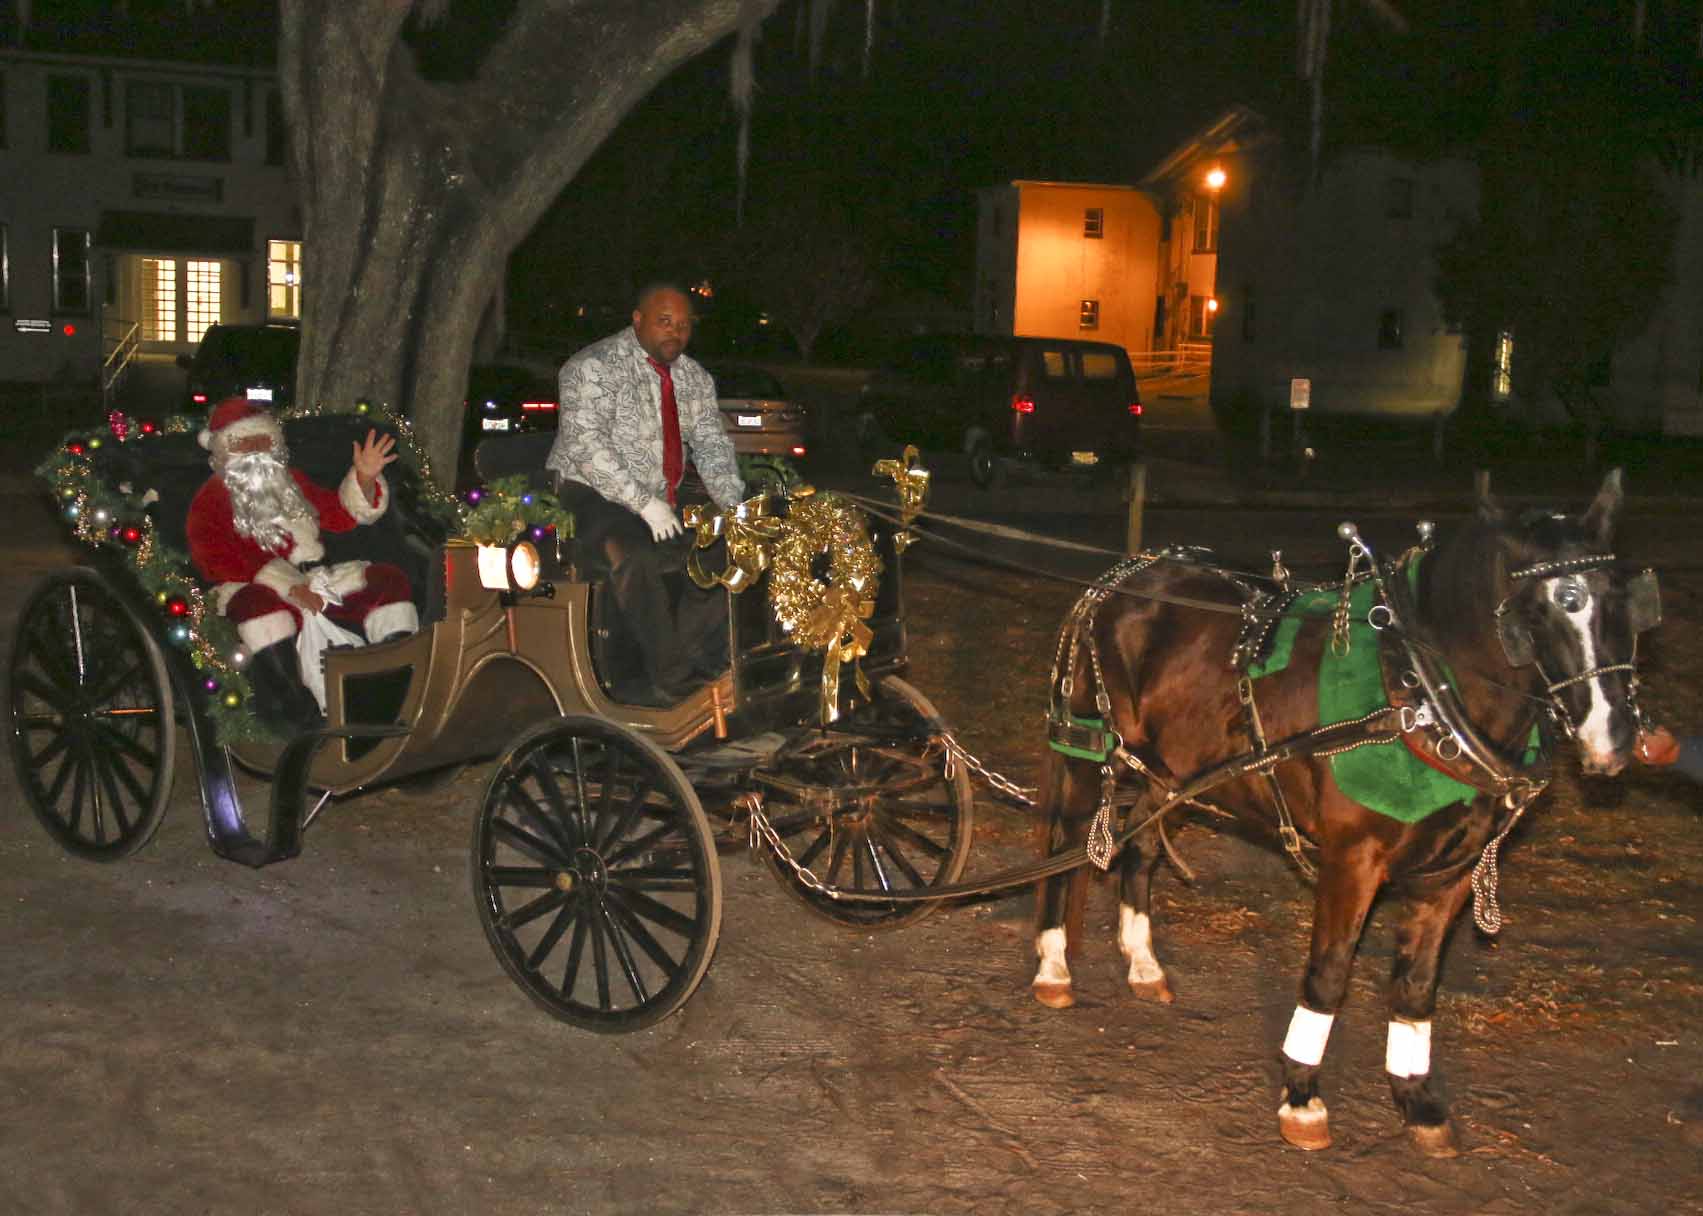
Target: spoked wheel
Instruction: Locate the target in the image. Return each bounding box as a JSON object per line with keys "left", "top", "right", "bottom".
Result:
{"left": 755, "top": 676, "right": 974, "bottom": 930}
{"left": 472, "top": 717, "right": 722, "bottom": 1032}
{"left": 4, "top": 570, "right": 177, "bottom": 860}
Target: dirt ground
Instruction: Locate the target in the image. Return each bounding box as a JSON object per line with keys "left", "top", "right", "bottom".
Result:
{"left": 1, "top": 487, "right": 1700, "bottom": 1215}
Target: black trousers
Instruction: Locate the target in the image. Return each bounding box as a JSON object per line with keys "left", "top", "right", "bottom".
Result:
{"left": 562, "top": 484, "right": 727, "bottom": 688}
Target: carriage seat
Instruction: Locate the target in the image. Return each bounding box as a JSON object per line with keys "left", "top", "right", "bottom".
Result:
{"left": 98, "top": 416, "right": 447, "bottom": 627}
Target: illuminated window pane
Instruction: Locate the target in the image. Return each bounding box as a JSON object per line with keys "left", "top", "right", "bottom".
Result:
{"left": 268, "top": 239, "right": 301, "bottom": 320}
{"left": 143, "top": 258, "right": 178, "bottom": 342}
{"left": 1493, "top": 330, "right": 1514, "bottom": 402}
{"left": 186, "top": 259, "right": 221, "bottom": 342}
{"left": 1079, "top": 299, "right": 1100, "bottom": 330}
{"left": 1083, "top": 208, "right": 1104, "bottom": 239}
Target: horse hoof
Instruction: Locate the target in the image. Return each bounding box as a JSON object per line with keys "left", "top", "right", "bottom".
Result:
{"left": 1128, "top": 977, "right": 1175, "bottom": 1004}
{"left": 1278, "top": 1098, "right": 1331, "bottom": 1151}
{"left": 1407, "top": 1121, "right": 1459, "bottom": 1158}
{"left": 1032, "top": 981, "right": 1075, "bottom": 1009}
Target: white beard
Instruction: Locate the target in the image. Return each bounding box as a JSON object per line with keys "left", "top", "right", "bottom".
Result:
{"left": 223, "top": 448, "right": 313, "bottom": 552}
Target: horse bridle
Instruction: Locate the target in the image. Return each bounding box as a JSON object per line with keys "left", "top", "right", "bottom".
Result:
{"left": 1493, "top": 553, "right": 1661, "bottom": 736}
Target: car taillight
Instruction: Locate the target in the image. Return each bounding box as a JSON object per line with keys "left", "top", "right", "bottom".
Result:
{"left": 1011, "top": 393, "right": 1035, "bottom": 414}
{"left": 790, "top": 444, "right": 807, "bottom": 457}
{"left": 521, "top": 401, "right": 557, "bottom": 411}
{"left": 1128, "top": 402, "right": 1143, "bottom": 416}
{"left": 192, "top": 393, "right": 208, "bottom": 404}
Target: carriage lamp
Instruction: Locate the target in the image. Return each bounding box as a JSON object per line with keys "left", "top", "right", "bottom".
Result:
{"left": 477, "top": 540, "right": 542, "bottom": 593}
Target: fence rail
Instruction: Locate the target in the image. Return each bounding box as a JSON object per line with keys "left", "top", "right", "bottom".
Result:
{"left": 101, "top": 319, "right": 142, "bottom": 409}
{"left": 1130, "top": 343, "right": 1212, "bottom": 377}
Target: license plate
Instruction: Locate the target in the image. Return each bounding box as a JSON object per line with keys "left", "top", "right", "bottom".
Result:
{"left": 482, "top": 417, "right": 512, "bottom": 432}
{"left": 737, "top": 413, "right": 763, "bottom": 428}
{"left": 246, "top": 387, "right": 274, "bottom": 402}
{"left": 1070, "top": 450, "right": 1099, "bottom": 466}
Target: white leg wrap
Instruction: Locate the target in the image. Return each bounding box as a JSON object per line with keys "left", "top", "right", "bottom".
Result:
{"left": 1385, "top": 1019, "right": 1433, "bottom": 1078}
{"left": 1118, "top": 906, "right": 1165, "bottom": 985}
{"left": 1033, "top": 927, "right": 1071, "bottom": 986}
{"left": 1281, "top": 1005, "right": 1335, "bottom": 1067}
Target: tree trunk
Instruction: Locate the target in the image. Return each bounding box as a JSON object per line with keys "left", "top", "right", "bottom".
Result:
{"left": 278, "top": 0, "right": 783, "bottom": 478}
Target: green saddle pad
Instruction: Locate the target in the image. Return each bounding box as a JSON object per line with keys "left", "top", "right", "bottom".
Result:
{"left": 1249, "top": 569, "right": 1480, "bottom": 822}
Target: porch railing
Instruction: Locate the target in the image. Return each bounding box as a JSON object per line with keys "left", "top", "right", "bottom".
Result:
{"left": 102, "top": 319, "right": 142, "bottom": 409}
{"left": 1130, "top": 342, "right": 1213, "bottom": 378}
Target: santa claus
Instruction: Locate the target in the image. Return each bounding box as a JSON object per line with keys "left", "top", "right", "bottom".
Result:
{"left": 186, "top": 397, "right": 418, "bottom": 726}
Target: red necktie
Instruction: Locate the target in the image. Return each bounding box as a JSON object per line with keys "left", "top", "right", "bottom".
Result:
{"left": 647, "top": 356, "right": 684, "bottom": 506}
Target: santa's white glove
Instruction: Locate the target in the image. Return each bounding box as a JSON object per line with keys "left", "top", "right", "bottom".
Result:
{"left": 639, "top": 497, "right": 682, "bottom": 543}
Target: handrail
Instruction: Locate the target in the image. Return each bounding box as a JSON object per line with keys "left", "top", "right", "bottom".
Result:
{"left": 101, "top": 319, "right": 142, "bottom": 407}
{"left": 1130, "top": 344, "right": 1214, "bottom": 377}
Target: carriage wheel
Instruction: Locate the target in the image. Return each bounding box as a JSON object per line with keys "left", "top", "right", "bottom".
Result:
{"left": 4, "top": 570, "right": 177, "bottom": 861}
{"left": 471, "top": 717, "right": 722, "bottom": 1032}
{"left": 758, "top": 676, "right": 974, "bottom": 930}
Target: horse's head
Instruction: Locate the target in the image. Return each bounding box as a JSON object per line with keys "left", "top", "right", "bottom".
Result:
{"left": 1484, "top": 469, "right": 1657, "bottom": 777}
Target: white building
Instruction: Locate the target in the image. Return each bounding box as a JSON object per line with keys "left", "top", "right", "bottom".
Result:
{"left": 0, "top": 48, "right": 301, "bottom": 390}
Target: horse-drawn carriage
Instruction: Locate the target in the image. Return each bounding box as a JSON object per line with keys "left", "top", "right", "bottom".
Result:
{"left": 5, "top": 413, "right": 971, "bottom": 1032}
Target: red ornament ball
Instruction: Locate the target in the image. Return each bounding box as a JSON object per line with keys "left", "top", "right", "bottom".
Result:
{"left": 121, "top": 526, "right": 142, "bottom": 545}
{"left": 166, "top": 596, "right": 190, "bottom": 617}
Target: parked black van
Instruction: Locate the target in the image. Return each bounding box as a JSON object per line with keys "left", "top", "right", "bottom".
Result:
{"left": 855, "top": 334, "right": 1141, "bottom": 486}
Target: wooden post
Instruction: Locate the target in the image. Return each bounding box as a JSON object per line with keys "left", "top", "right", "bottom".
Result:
{"left": 1474, "top": 468, "right": 1490, "bottom": 503}
{"left": 1125, "top": 461, "right": 1147, "bottom": 555}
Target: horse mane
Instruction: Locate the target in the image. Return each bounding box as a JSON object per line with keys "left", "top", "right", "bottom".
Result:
{"left": 1413, "top": 512, "right": 1511, "bottom": 656}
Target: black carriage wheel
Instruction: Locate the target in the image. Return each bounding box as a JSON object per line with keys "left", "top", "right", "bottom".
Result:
{"left": 472, "top": 717, "right": 722, "bottom": 1032}
{"left": 759, "top": 676, "right": 974, "bottom": 930}
{"left": 4, "top": 570, "right": 177, "bottom": 861}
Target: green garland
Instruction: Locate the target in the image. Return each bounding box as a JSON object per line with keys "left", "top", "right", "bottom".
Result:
{"left": 36, "top": 403, "right": 573, "bottom": 745}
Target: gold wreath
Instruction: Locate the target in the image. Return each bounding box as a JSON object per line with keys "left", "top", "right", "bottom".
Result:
{"left": 769, "top": 493, "right": 882, "bottom": 723}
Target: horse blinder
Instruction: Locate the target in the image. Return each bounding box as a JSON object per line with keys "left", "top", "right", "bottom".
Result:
{"left": 1626, "top": 569, "right": 1660, "bottom": 636}
{"left": 1497, "top": 611, "right": 1535, "bottom": 668}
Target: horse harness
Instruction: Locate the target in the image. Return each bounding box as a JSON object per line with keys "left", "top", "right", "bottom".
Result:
{"left": 1045, "top": 534, "right": 1659, "bottom": 932}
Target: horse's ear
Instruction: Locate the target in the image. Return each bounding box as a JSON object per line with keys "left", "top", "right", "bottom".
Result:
{"left": 1583, "top": 467, "right": 1624, "bottom": 547}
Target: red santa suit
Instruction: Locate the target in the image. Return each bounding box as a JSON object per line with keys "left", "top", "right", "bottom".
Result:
{"left": 186, "top": 399, "right": 417, "bottom": 655}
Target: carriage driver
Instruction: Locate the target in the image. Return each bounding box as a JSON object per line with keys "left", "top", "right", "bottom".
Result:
{"left": 546, "top": 282, "right": 746, "bottom": 705}
{"left": 186, "top": 398, "right": 419, "bottom": 727}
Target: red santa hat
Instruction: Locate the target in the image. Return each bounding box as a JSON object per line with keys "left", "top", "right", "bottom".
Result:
{"left": 198, "top": 397, "right": 284, "bottom": 451}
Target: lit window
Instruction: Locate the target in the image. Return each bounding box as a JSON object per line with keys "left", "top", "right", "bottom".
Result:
{"left": 52, "top": 229, "right": 91, "bottom": 313}
{"left": 1189, "top": 294, "right": 1216, "bottom": 337}
{"left": 187, "top": 260, "right": 221, "bottom": 341}
{"left": 1079, "top": 299, "right": 1100, "bottom": 330}
{"left": 143, "top": 258, "right": 178, "bottom": 342}
{"left": 1041, "top": 350, "right": 1070, "bottom": 380}
{"left": 1378, "top": 308, "right": 1405, "bottom": 350}
{"left": 1493, "top": 330, "right": 1514, "bottom": 402}
{"left": 1193, "top": 196, "right": 1218, "bottom": 253}
{"left": 0, "top": 223, "right": 9, "bottom": 311}
{"left": 1083, "top": 208, "right": 1104, "bottom": 239}
{"left": 269, "top": 240, "right": 302, "bottom": 320}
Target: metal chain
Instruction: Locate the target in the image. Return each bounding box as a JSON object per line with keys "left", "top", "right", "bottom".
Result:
{"left": 732, "top": 791, "right": 839, "bottom": 899}
{"left": 1470, "top": 789, "right": 1539, "bottom": 934}
{"left": 940, "top": 731, "right": 1039, "bottom": 806}
{"left": 1086, "top": 765, "right": 1117, "bottom": 870}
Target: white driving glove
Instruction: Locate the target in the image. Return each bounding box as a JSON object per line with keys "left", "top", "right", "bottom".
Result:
{"left": 639, "top": 497, "right": 682, "bottom": 542}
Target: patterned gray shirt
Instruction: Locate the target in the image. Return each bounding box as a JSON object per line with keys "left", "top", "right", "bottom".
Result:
{"left": 546, "top": 326, "right": 745, "bottom": 513}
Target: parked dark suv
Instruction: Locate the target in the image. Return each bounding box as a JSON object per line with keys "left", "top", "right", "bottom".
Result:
{"left": 178, "top": 322, "right": 301, "bottom": 412}
{"left": 856, "top": 334, "right": 1141, "bottom": 486}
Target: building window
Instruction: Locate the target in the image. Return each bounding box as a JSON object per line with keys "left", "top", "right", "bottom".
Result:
{"left": 1192, "top": 196, "right": 1219, "bottom": 253}
{"left": 187, "top": 260, "right": 222, "bottom": 340}
{"left": 47, "top": 75, "right": 92, "bottom": 154}
{"left": 1079, "top": 299, "right": 1100, "bottom": 330}
{"left": 143, "top": 258, "right": 179, "bottom": 341}
{"left": 53, "top": 229, "right": 91, "bottom": 313}
{"left": 266, "top": 88, "right": 287, "bottom": 166}
{"left": 1041, "top": 350, "right": 1070, "bottom": 380}
{"left": 125, "top": 80, "right": 231, "bottom": 160}
{"left": 1083, "top": 208, "right": 1104, "bottom": 239}
{"left": 0, "top": 223, "right": 10, "bottom": 311}
{"left": 1386, "top": 176, "right": 1415, "bottom": 219}
{"left": 1492, "top": 330, "right": 1514, "bottom": 401}
{"left": 1378, "top": 308, "right": 1405, "bottom": 349}
{"left": 268, "top": 240, "right": 302, "bottom": 319}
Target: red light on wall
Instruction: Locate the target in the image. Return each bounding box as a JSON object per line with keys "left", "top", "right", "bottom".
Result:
{"left": 1128, "top": 403, "right": 1143, "bottom": 416}
{"left": 61, "top": 323, "right": 77, "bottom": 336}
{"left": 520, "top": 401, "right": 557, "bottom": 411}
{"left": 1010, "top": 393, "right": 1035, "bottom": 414}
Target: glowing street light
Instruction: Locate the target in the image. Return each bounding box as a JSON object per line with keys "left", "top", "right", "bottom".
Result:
{"left": 1205, "top": 166, "right": 1227, "bottom": 191}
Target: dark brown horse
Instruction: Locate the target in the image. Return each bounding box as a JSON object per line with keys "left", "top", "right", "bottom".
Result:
{"left": 1032, "top": 470, "right": 1651, "bottom": 1154}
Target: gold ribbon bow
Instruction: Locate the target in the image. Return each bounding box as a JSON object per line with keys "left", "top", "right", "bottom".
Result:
{"left": 806, "top": 584, "right": 875, "bottom": 724}
{"left": 871, "top": 443, "right": 930, "bottom": 552}
{"left": 683, "top": 492, "right": 785, "bottom": 594}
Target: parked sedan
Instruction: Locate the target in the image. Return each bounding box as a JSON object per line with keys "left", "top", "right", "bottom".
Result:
{"left": 704, "top": 361, "right": 808, "bottom": 461}
{"left": 465, "top": 364, "right": 560, "bottom": 438}
{"left": 177, "top": 321, "right": 301, "bottom": 412}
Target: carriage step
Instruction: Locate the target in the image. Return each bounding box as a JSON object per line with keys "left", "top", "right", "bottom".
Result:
{"left": 683, "top": 731, "right": 791, "bottom": 768}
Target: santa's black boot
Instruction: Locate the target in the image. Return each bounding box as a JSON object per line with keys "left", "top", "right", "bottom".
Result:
{"left": 246, "top": 639, "right": 324, "bottom": 732}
